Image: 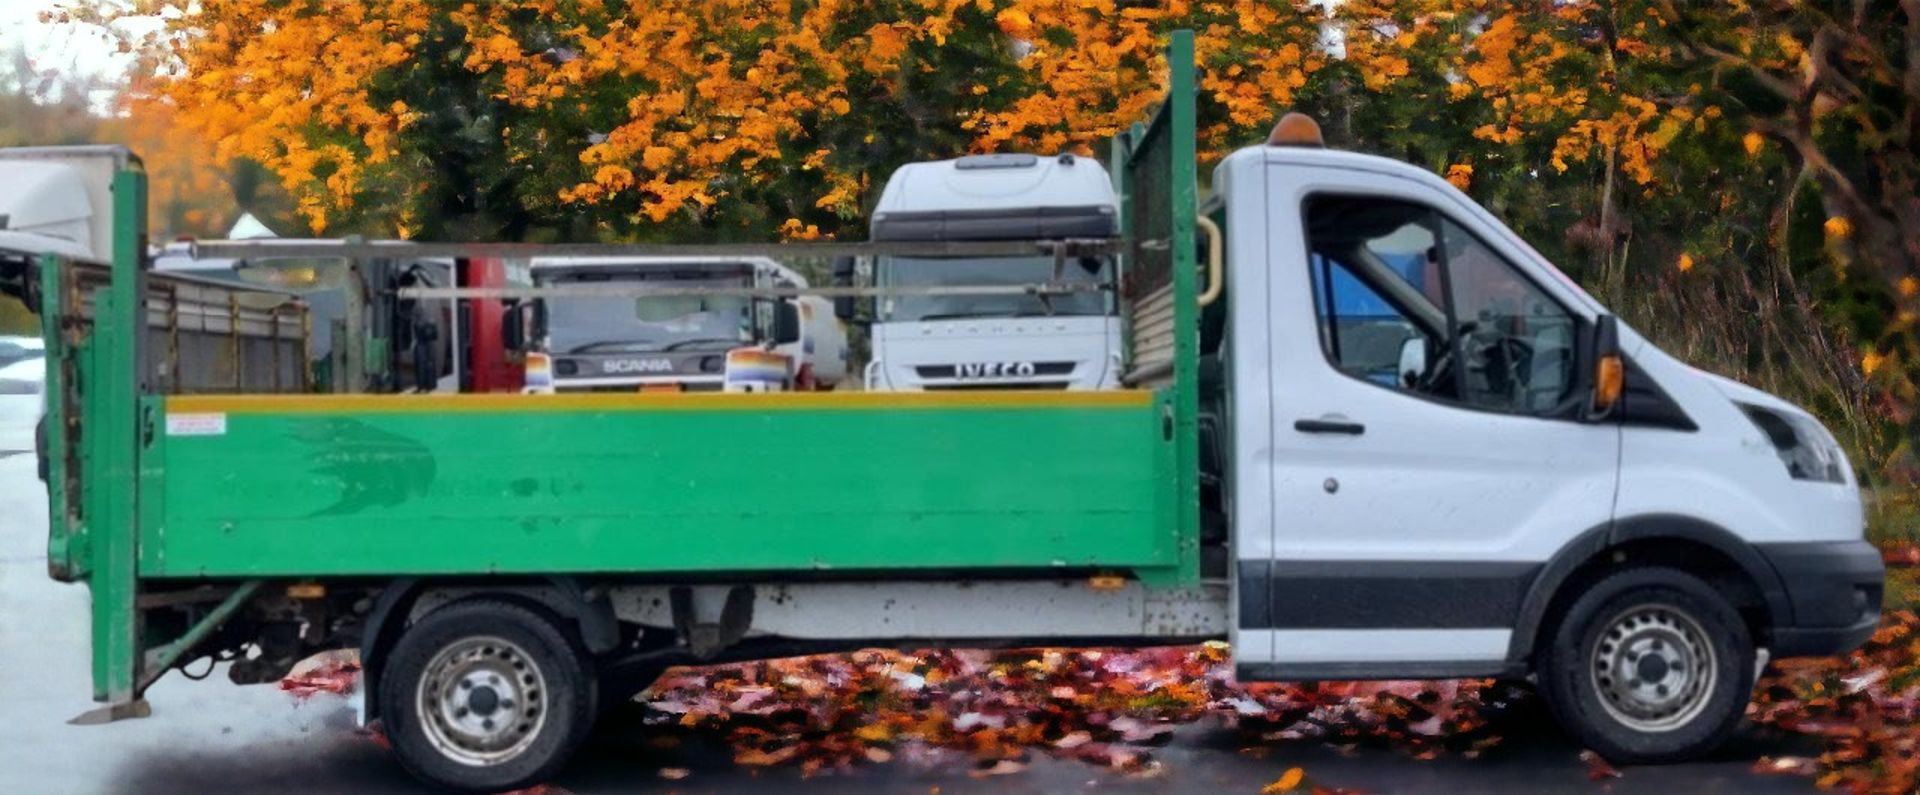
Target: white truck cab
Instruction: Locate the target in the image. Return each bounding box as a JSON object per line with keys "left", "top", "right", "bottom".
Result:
{"left": 861, "top": 153, "right": 1121, "bottom": 390}
{"left": 1214, "top": 123, "right": 1880, "bottom": 761}
{"left": 524, "top": 256, "right": 846, "bottom": 392}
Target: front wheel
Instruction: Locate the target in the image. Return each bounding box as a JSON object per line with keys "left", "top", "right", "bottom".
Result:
{"left": 380, "top": 598, "right": 598, "bottom": 793}
{"left": 1537, "top": 567, "right": 1755, "bottom": 763}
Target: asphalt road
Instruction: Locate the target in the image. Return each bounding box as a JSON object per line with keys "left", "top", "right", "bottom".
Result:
{"left": 0, "top": 452, "right": 1819, "bottom": 793}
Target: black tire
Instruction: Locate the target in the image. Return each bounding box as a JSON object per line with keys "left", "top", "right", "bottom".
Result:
{"left": 1538, "top": 567, "right": 1754, "bottom": 764}
{"left": 380, "top": 598, "right": 598, "bottom": 793}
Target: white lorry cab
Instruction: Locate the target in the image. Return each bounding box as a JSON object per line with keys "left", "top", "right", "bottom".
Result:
{"left": 522, "top": 256, "right": 847, "bottom": 393}
{"left": 858, "top": 153, "right": 1122, "bottom": 390}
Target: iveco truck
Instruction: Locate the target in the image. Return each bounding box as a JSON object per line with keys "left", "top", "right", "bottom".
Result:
{"left": 522, "top": 257, "right": 847, "bottom": 392}
{"left": 858, "top": 152, "right": 1122, "bottom": 390}
{"left": 39, "top": 32, "right": 1881, "bottom": 793}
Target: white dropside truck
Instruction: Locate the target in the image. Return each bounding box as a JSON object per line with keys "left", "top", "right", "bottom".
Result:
{"left": 522, "top": 256, "right": 847, "bottom": 392}
{"left": 34, "top": 40, "right": 1882, "bottom": 790}
{"left": 855, "top": 152, "right": 1123, "bottom": 390}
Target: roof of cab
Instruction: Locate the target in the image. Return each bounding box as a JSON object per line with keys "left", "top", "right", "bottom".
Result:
{"left": 1218, "top": 143, "right": 1466, "bottom": 195}
{"left": 874, "top": 153, "right": 1117, "bottom": 215}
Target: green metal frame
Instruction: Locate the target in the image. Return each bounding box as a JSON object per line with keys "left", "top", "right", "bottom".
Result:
{"left": 137, "top": 580, "right": 263, "bottom": 692}
{"left": 94, "top": 167, "right": 146, "bottom": 704}
{"left": 44, "top": 168, "right": 152, "bottom": 704}
{"left": 1111, "top": 31, "right": 1201, "bottom": 586}
{"left": 41, "top": 252, "right": 79, "bottom": 580}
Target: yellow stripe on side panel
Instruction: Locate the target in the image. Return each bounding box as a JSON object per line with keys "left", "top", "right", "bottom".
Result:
{"left": 166, "top": 389, "right": 1155, "bottom": 415}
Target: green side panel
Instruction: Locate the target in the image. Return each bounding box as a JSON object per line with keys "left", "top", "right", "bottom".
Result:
{"left": 143, "top": 398, "right": 1176, "bottom": 578}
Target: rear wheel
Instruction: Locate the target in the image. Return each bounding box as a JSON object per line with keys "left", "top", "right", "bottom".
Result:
{"left": 1538, "top": 567, "right": 1754, "bottom": 763}
{"left": 380, "top": 598, "right": 597, "bottom": 793}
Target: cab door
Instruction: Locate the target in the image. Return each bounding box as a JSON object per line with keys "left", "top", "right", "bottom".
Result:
{"left": 1244, "top": 161, "right": 1619, "bottom": 678}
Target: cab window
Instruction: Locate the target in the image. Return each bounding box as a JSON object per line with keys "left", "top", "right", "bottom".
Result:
{"left": 1304, "top": 195, "right": 1580, "bottom": 416}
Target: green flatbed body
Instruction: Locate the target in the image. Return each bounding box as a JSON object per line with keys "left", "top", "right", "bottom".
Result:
{"left": 48, "top": 30, "right": 1203, "bottom": 706}
{"left": 144, "top": 391, "right": 1180, "bottom": 579}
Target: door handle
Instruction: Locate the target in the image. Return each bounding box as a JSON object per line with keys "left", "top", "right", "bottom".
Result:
{"left": 1294, "top": 418, "right": 1365, "bottom": 435}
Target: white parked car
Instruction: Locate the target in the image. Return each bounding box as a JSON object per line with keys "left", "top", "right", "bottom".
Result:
{"left": 0, "top": 355, "right": 45, "bottom": 453}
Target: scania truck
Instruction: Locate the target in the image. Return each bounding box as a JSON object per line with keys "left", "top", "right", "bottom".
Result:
{"left": 520, "top": 256, "right": 847, "bottom": 392}
{"left": 38, "top": 32, "right": 1881, "bottom": 792}
{"left": 856, "top": 152, "right": 1123, "bottom": 390}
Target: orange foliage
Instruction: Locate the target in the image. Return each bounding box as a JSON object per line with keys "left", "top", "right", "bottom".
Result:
{"left": 98, "top": 1, "right": 1788, "bottom": 234}
{"left": 108, "top": 0, "right": 1335, "bottom": 233}
{"left": 104, "top": 92, "right": 232, "bottom": 239}
{"left": 133, "top": 0, "right": 429, "bottom": 233}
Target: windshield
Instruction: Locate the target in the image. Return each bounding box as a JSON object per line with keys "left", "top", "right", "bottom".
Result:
{"left": 877, "top": 255, "right": 1111, "bottom": 322}
{"left": 542, "top": 274, "right": 752, "bottom": 354}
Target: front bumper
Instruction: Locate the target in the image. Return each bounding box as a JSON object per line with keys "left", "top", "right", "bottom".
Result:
{"left": 1756, "top": 540, "right": 1885, "bottom": 657}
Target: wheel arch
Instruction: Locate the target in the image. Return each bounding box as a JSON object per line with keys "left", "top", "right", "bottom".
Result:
{"left": 1507, "top": 515, "right": 1793, "bottom": 665}
{"left": 360, "top": 577, "right": 618, "bottom": 722}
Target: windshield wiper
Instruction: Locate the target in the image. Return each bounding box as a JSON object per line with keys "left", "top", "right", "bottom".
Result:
{"left": 916, "top": 309, "right": 1077, "bottom": 320}
{"left": 568, "top": 340, "right": 664, "bottom": 354}
{"left": 916, "top": 312, "right": 1021, "bottom": 321}
{"left": 660, "top": 338, "right": 743, "bottom": 352}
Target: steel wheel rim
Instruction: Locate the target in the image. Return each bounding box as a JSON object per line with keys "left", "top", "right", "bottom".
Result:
{"left": 1589, "top": 603, "right": 1717, "bottom": 732}
{"left": 415, "top": 636, "right": 548, "bottom": 766}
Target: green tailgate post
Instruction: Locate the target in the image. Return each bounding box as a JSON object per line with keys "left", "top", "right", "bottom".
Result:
{"left": 1112, "top": 30, "right": 1200, "bottom": 587}
{"left": 1167, "top": 31, "right": 1200, "bottom": 588}
{"left": 89, "top": 166, "right": 147, "bottom": 708}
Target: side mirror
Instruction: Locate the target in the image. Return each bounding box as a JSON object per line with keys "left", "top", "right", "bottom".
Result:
{"left": 1396, "top": 337, "right": 1427, "bottom": 388}
{"left": 1587, "top": 314, "right": 1623, "bottom": 419}
{"left": 772, "top": 300, "right": 803, "bottom": 345}
{"left": 501, "top": 300, "right": 526, "bottom": 351}
{"left": 830, "top": 256, "right": 858, "bottom": 321}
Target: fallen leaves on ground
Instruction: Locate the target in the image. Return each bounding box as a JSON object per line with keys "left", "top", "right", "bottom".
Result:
{"left": 1881, "top": 543, "right": 1920, "bottom": 568}
{"left": 1578, "top": 749, "right": 1621, "bottom": 782}
{"left": 1752, "top": 756, "right": 1819, "bottom": 777}
{"left": 1750, "top": 608, "right": 1920, "bottom": 794}
{"left": 498, "top": 786, "right": 571, "bottom": 795}
{"left": 283, "top": 568, "right": 1920, "bottom": 790}
{"left": 1261, "top": 766, "right": 1306, "bottom": 792}
{"left": 278, "top": 659, "right": 360, "bottom": 700}
{"left": 640, "top": 643, "right": 1526, "bottom": 782}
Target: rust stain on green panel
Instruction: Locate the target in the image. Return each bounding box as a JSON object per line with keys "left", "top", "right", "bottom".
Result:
{"left": 144, "top": 393, "right": 1175, "bottom": 578}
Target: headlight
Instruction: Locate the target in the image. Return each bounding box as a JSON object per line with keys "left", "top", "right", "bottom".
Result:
{"left": 1740, "top": 403, "right": 1847, "bottom": 483}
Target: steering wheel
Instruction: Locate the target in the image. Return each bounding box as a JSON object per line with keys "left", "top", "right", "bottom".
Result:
{"left": 1413, "top": 321, "right": 1475, "bottom": 396}
{"left": 1479, "top": 334, "right": 1535, "bottom": 393}
{"left": 1415, "top": 343, "right": 1452, "bottom": 394}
